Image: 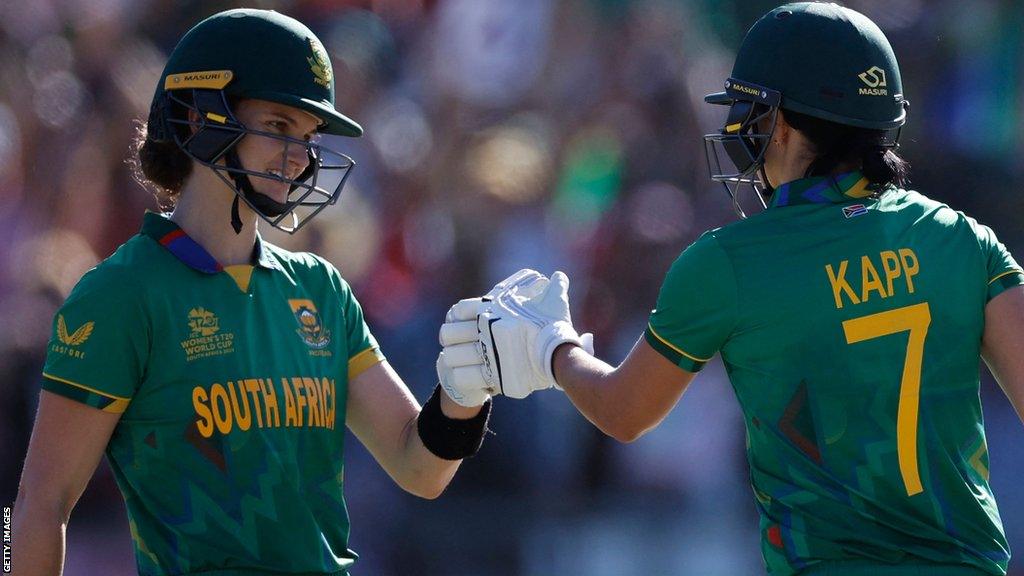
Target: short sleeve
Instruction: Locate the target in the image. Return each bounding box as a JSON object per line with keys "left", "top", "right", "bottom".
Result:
{"left": 645, "top": 233, "right": 737, "bottom": 372}
{"left": 41, "top": 269, "right": 149, "bottom": 413}
{"left": 969, "top": 219, "right": 1024, "bottom": 302}
{"left": 342, "top": 287, "right": 385, "bottom": 380}
{"left": 320, "top": 262, "right": 384, "bottom": 381}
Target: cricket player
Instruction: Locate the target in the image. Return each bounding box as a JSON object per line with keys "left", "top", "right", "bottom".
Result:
{"left": 437, "top": 3, "right": 1024, "bottom": 574}
{"left": 12, "top": 9, "right": 498, "bottom": 575}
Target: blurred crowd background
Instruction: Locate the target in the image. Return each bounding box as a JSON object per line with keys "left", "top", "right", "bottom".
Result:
{"left": 2, "top": 0, "right": 1023, "bottom": 574}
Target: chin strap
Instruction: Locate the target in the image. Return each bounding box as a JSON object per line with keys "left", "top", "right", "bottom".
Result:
{"left": 758, "top": 166, "right": 773, "bottom": 205}
{"left": 230, "top": 195, "right": 243, "bottom": 234}
{"left": 225, "top": 150, "right": 256, "bottom": 235}
{"left": 223, "top": 149, "right": 290, "bottom": 234}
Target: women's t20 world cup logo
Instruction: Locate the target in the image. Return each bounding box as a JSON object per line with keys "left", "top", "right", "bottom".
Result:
{"left": 288, "top": 299, "right": 331, "bottom": 349}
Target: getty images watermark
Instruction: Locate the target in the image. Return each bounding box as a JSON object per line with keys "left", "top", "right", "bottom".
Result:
{"left": 3, "top": 506, "right": 10, "bottom": 573}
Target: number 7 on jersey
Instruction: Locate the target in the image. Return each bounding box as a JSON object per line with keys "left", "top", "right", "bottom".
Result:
{"left": 842, "top": 302, "right": 932, "bottom": 496}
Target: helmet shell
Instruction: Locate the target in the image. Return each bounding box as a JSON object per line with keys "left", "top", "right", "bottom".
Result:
{"left": 709, "top": 2, "right": 906, "bottom": 130}
{"left": 150, "top": 9, "right": 362, "bottom": 137}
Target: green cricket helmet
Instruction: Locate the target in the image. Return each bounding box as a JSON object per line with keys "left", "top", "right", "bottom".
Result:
{"left": 703, "top": 2, "right": 909, "bottom": 216}
{"left": 147, "top": 8, "right": 362, "bottom": 234}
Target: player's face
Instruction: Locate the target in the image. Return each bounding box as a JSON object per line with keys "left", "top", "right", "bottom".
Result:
{"left": 231, "top": 99, "right": 321, "bottom": 203}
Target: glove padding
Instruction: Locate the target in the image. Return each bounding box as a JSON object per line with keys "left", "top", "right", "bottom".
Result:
{"left": 436, "top": 269, "right": 547, "bottom": 407}
{"left": 477, "top": 271, "right": 585, "bottom": 399}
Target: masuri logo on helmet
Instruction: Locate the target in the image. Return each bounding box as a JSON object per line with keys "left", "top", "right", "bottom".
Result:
{"left": 147, "top": 9, "right": 362, "bottom": 234}
{"left": 857, "top": 66, "right": 889, "bottom": 95}
{"left": 703, "top": 2, "right": 910, "bottom": 217}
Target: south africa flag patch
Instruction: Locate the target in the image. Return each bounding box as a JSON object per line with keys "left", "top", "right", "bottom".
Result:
{"left": 843, "top": 204, "right": 868, "bottom": 218}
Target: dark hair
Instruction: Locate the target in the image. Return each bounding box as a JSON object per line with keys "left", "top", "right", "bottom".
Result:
{"left": 127, "top": 120, "right": 192, "bottom": 209}
{"left": 783, "top": 109, "right": 910, "bottom": 188}
{"left": 128, "top": 93, "right": 248, "bottom": 208}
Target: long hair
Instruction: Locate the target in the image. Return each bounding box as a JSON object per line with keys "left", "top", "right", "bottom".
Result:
{"left": 784, "top": 109, "right": 911, "bottom": 188}
{"left": 127, "top": 119, "right": 193, "bottom": 209}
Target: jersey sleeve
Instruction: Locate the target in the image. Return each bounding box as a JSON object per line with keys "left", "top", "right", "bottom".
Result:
{"left": 968, "top": 218, "right": 1024, "bottom": 301}
{"left": 645, "top": 233, "right": 738, "bottom": 372}
{"left": 317, "top": 259, "right": 384, "bottom": 381}
{"left": 342, "top": 285, "right": 384, "bottom": 380}
{"left": 41, "top": 268, "right": 148, "bottom": 413}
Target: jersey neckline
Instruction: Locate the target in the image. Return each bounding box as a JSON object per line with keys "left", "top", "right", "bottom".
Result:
{"left": 140, "top": 211, "right": 279, "bottom": 274}
{"left": 769, "top": 171, "right": 890, "bottom": 208}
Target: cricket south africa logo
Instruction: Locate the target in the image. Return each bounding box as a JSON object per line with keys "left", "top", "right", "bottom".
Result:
{"left": 857, "top": 66, "right": 888, "bottom": 96}
{"left": 307, "top": 39, "right": 332, "bottom": 88}
{"left": 51, "top": 314, "right": 94, "bottom": 359}
{"left": 181, "top": 307, "right": 235, "bottom": 362}
{"left": 289, "top": 299, "right": 332, "bottom": 356}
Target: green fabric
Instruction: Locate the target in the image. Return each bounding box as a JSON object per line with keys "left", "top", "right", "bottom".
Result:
{"left": 648, "top": 173, "right": 1021, "bottom": 575}
{"left": 43, "top": 259, "right": 148, "bottom": 405}
{"left": 647, "top": 233, "right": 737, "bottom": 372}
{"left": 42, "top": 212, "right": 382, "bottom": 576}
{"left": 768, "top": 170, "right": 881, "bottom": 208}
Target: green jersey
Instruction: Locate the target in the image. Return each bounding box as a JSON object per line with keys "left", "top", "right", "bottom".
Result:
{"left": 42, "top": 212, "right": 384, "bottom": 576}
{"left": 645, "top": 172, "right": 1024, "bottom": 575}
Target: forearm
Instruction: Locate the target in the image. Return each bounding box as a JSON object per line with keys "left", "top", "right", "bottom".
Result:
{"left": 551, "top": 344, "right": 639, "bottom": 441}
{"left": 553, "top": 338, "right": 694, "bottom": 443}
{"left": 391, "top": 396, "right": 485, "bottom": 499}
{"left": 11, "top": 493, "right": 66, "bottom": 576}
{"left": 395, "top": 420, "right": 462, "bottom": 499}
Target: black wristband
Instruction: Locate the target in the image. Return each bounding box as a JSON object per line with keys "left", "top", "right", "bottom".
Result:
{"left": 416, "top": 385, "right": 492, "bottom": 460}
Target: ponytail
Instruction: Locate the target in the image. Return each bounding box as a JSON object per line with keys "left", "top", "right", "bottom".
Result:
{"left": 127, "top": 122, "right": 192, "bottom": 210}
{"left": 783, "top": 109, "right": 910, "bottom": 188}
{"left": 861, "top": 146, "right": 909, "bottom": 188}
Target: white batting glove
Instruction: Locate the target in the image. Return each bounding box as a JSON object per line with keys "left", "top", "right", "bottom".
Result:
{"left": 477, "top": 271, "right": 585, "bottom": 399}
{"left": 442, "top": 268, "right": 548, "bottom": 324}
{"left": 436, "top": 349, "right": 490, "bottom": 407}
{"left": 435, "top": 269, "right": 548, "bottom": 407}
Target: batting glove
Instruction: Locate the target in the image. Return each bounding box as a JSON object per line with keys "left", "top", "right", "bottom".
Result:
{"left": 477, "top": 271, "right": 585, "bottom": 399}
{"left": 435, "top": 269, "right": 548, "bottom": 407}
